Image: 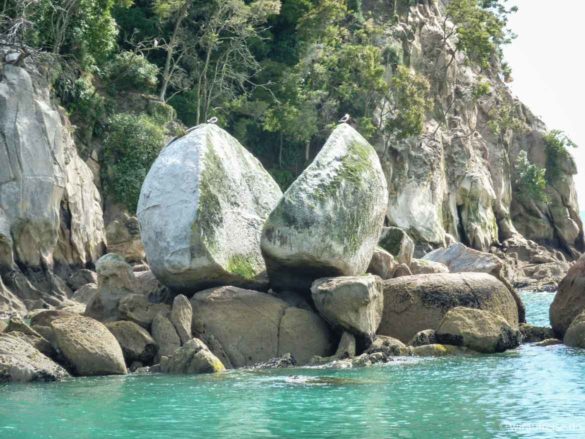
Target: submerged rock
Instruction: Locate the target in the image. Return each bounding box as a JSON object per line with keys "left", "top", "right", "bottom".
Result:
{"left": 550, "top": 255, "right": 585, "bottom": 338}
{"left": 0, "top": 333, "right": 69, "bottom": 383}
{"left": 378, "top": 273, "right": 519, "bottom": 343}
{"left": 311, "top": 275, "right": 384, "bottom": 339}
{"left": 191, "top": 286, "right": 333, "bottom": 368}
{"left": 519, "top": 324, "right": 554, "bottom": 343}
{"left": 137, "top": 123, "right": 282, "bottom": 292}
{"left": 51, "top": 315, "right": 127, "bottom": 376}
{"left": 436, "top": 307, "right": 521, "bottom": 353}
{"left": 261, "top": 123, "right": 388, "bottom": 291}
{"left": 410, "top": 344, "right": 470, "bottom": 357}
{"left": 253, "top": 353, "right": 297, "bottom": 369}
{"left": 160, "top": 338, "right": 224, "bottom": 374}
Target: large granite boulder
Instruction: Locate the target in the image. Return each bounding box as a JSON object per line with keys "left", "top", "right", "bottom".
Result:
{"left": 563, "top": 310, "right": 585, "bottom": 349}
{"left": 0, "top": 63, "right": 105, "bottom": 307}
{"left": 106, "top": 320, "right": 157, "bottom": 365}
{"left": 261, "top": 123, "right": 388, "bottom": 291}
{"left": 550, "top": 255, "right": 585, "bottom": 338}
{"left": 379, "top": 273, "right": 519, "bottom": 343}
{"left": 51, "top": 315, "right": 127, "bottom": 376}
{"left": 191, "top": 286, "right": 333, "bottom": 368}
{"left": 0, "top": 333, "right": 69, "bottom": 382}
{"left": 311, "top": 275, "right": 384, "bottom": 339}
{"left": 137, "top": 123, "right": 282, "bottom": 291}
{"left": 160, "top": 338, "right": 225, "bottom": 374}
{"left": 86, "top": 253, "right": 136, "bottom": 322}
{"left": 436, "top": 307, "right": 521, "bottom": 353}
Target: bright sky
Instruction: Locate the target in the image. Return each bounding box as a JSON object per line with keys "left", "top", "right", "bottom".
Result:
{"left": 503, "top": 0, "right": 585, "bottom": 210}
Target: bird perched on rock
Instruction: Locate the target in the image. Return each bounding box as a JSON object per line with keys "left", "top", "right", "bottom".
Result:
{"left": 207, "top": 117, "right": 218, "bottom": 124}
{"left": 339, "top": 113, "right": 351, "bottom": 124}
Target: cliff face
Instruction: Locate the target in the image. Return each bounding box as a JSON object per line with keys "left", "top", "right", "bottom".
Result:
{"left": 0, "top": 57, "right": 105, "bottom": 310}
{"left": 368, "top": 1, "right": 583, "bottom": 257}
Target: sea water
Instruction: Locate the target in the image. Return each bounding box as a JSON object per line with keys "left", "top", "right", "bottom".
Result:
{"left": 1, "top": 292, "right": 585, "bottom": 439}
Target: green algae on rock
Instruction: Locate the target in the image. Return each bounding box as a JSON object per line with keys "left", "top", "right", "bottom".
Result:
{"left": 261, "top": 124, "right": 388, "bottom": 291}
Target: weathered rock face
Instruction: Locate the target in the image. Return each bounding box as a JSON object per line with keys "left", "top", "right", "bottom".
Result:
{"left": 105, "top": 320, "right": 157, "bottom": 365}
{"left": 365, "top": 2, "right": 583, "bottom": 256}
{"left": 550, "top": 256, "right": 585, "bottom": 338}
{"left": 311, "top": 275, "right": 384, "bottom": 339}
{"left": 51, "top": 315, "right": 127, "bottom": 376}
{"left": 0, "top": 276, "right": 27, "bottom": 318}
{"left": 367, "top": 247, "right": 396, "bottom": 280}
{"left": 86, "top": 254, "right": 136, "bottom": 322}
{"left": 379, "top": 273, "right": 519, "bottom": 343}
{"left": 160, "top": 338, "right": 225, "bottom": 374}
{"left": 105, "top": 213, "right": 145, "bottom": 263}
{"left": 0, "top": 333, "right": 69, "bottom": 382}
{"left": 410, "top": 259, "right": 449, "bottom": 275}
{"left": 137, "top": 123, "right": 282, "bottom": 292}
{"left": 378, "top": 227, "right": 414, "bottom": 266}
{"left": 151, "top": 312, "right": 181, "bottom": 362}
{"left": 191, "top": 286, "right": 333, "bottom": 368}
{"left": 170, "top": 294, "right": 192, "bottom": 344}
{"left": 117, "top": 294, "right": 170, "bottom": 329}
{"left": 423, "top": 243, "right": 502, "bottom": 276}
{"left": 261, "top": 124, "right": 388, "bottom": 291}
{"left": 563, "top": 310, "right": 585, "bottom": 349}
{"left": 436, "top": 307, "right": 521, "bottom": 353}
{"left": 0, "top": 63, "right": 105, "bottom": 305}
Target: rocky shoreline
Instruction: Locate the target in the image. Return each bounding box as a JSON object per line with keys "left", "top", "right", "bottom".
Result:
{"left": 2, "top": 120, "right": 583, "bottom": 384}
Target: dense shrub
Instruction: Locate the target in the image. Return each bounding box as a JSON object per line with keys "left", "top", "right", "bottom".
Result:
{"left": 101, "top": 113, "right": 165, "bottom": 212}
{"left": 514, "top": 151, "right": 548, "bottom": 203}
{"left": 106, "top": 51, "right": 159, "bottom": 92}
{"left": 544, "top": 130, "right": 577, "bottom": 183}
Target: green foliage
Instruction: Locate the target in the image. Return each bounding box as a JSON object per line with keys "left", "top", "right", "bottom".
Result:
{"left": 514, "top": 151, "right": 548, "bottom": 203}
{"left": 101, "top": 113, "right": 165, "bottom": 212}
{"left": 446, "top": 0, "right": 516, "bottom": 69}
{"left": 105, "top": 51, "right": 159, "bottom": 92}
{"left": 471, "top": 80, "right": 492, "bottom": 101}
{"left": 384, "top": 65, "right": 433, "bottom": 140}
{"left": 544, "top": 130, "right": 577, "bottom": 183}
{"left": 487, "top": 94, "right": 522, "bottom": 138}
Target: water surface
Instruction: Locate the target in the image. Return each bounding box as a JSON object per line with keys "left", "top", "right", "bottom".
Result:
{"left": 2, "top": 292, "right": 584, "bottom": 439}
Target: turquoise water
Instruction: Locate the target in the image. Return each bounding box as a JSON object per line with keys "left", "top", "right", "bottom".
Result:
{"left": 2, "top": 292, "right": 585, "bottom": 439}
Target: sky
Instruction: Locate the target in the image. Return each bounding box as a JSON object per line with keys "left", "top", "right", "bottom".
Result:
{"left": 503, "top": 0, "right": 585, "bottom": 209}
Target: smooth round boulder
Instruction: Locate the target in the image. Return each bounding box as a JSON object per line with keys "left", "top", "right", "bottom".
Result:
{"left": 106, "top": 320, "right": 157, "bottom": 364}
{"left": 550, "top": 255, "right": 585, "bottom": 337}
{"left": 191, "top": 286, "right": 333, "bottom": 367}
{"left": 563, "top": 310, "right": 585, "bottom": 348}
{"left": 261, "top": 123, "right": 388, "bottom": 291}
{"left": 379, "top": 273, "right": 519, "bottom": 343}
{"left": 51, "top": 315, "right": 127, "bottom": 376}
{"left": 137, "top": 123, "right": 282, "bottom": 292}
{"left": 436, "top": 307, "right": 521, "bottom": 353}
{"left": 311, "top": 275, "right": 384, "bottom": 338}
